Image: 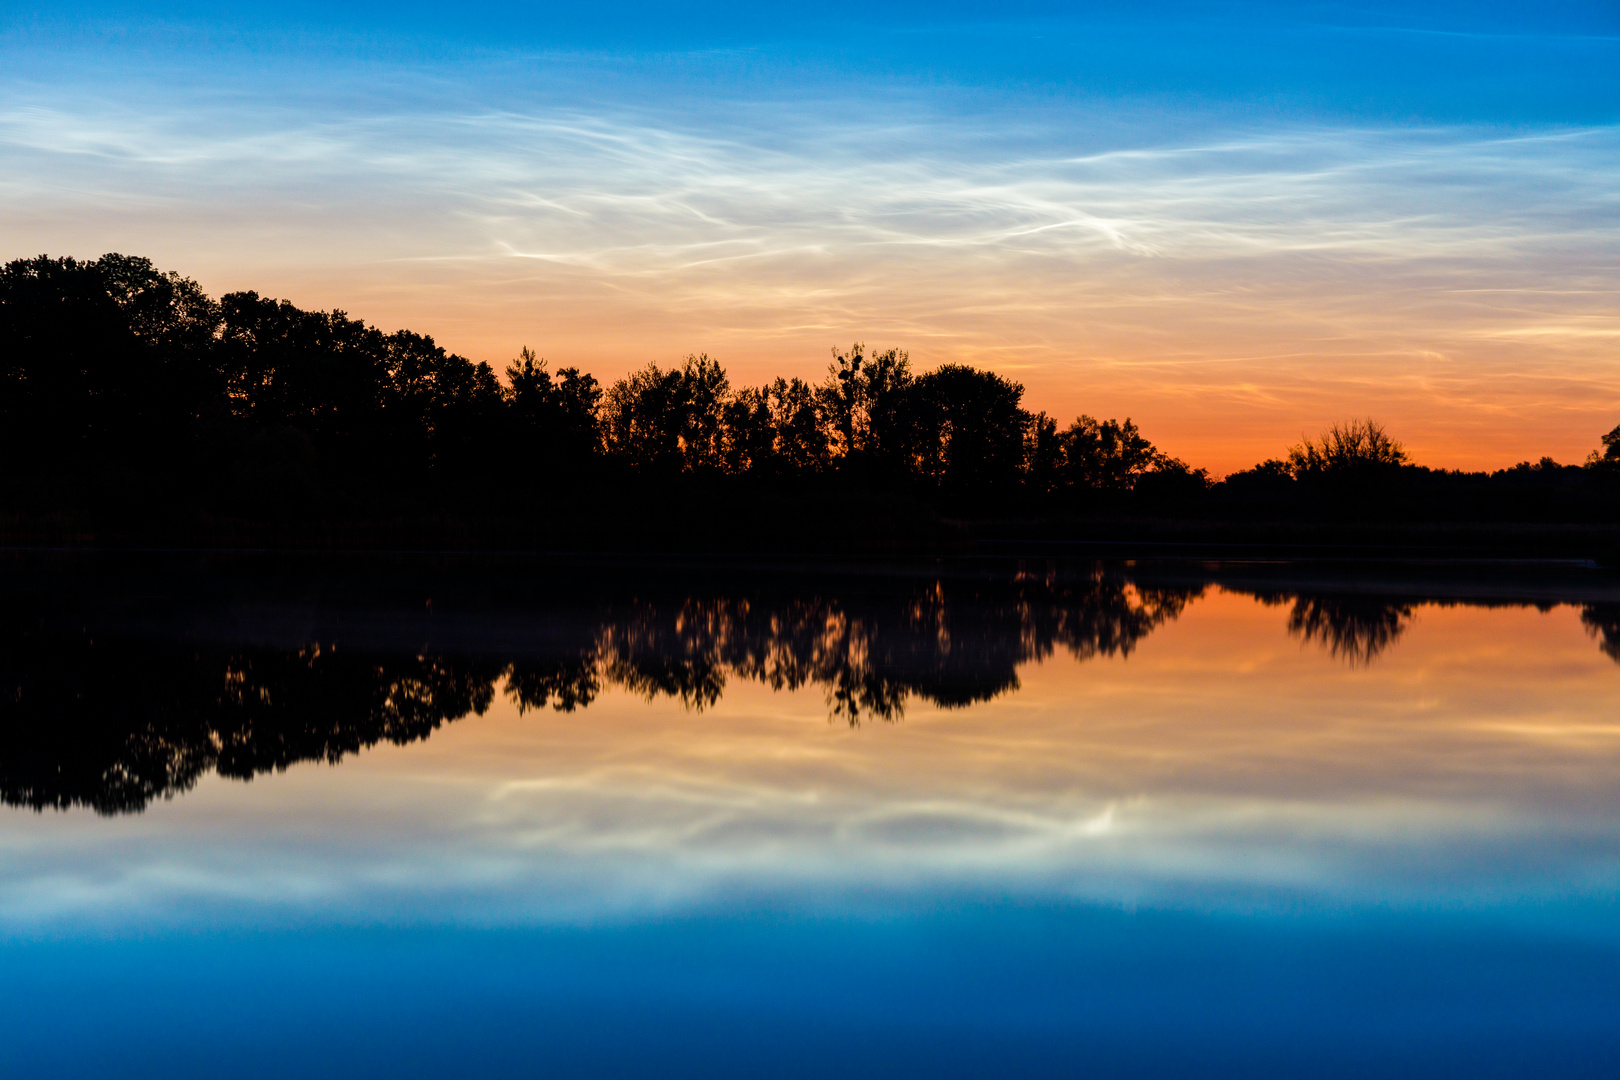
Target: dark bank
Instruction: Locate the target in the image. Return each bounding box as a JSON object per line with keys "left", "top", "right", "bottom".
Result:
{"left": 6, "top": 254, "right": 1620, "bottom": 556}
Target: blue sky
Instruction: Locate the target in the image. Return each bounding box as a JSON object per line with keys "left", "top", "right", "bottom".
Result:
{"left": 12, "top": 2, "right": 1616, "bottom": 120}
{"left": 3, "top": 2, "right": 1617, "bottom": 470}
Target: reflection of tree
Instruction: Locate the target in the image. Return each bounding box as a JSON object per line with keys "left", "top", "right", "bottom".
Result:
{"left": 0, "top": 634, "right": 220, "bottom": 815}
{"left": 584, "top": 571, "right": 1198, "bottom": 724}
{"left": 0, "top": 625, "right": 500, "bottom": 815}
{"left": 1283, "top": 594, "right": 1413, "bottom": 666}
{"left": 1581, "top": 604, "right": 1620, "bottom": 662}
{"left": 0, "top": 567, "right": 1199, "bottom": 813}
{"left": 211, "top": 648, "right": 500, "bottom": 776}
{"left": 505, "top": 656, "right": 602, "bottom": 713}
{"left": 19, "top": 566, "right": 1620, "bottom": 816}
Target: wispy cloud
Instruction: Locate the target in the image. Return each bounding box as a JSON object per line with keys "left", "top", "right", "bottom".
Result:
{"left": 2, "top": 73, "right": 1617, "bottom": 470}
{"left": 5, "top": 591, "right": 1620, "bottom": 930}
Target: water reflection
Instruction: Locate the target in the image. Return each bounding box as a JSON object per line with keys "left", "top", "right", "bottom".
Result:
{"left": 0, "top": 636, "right": 503, "bottom": 814}
{"left": 581, "top": 574, "right": 1195, "bottom": 721}
{"left": 0, "top": 569, "right": 1195, "bottom": 813}
{"left": 1582, "top": 603, "right": 1620, "bottom": 661}
{"left": 6, "top": 559, "right": 1619, "bottom": 1079}
{"left": 1269, "top": 593, "right": 1415, "bottom": 666}
{"left": 4, "top": 559, "right": 1620, "bottom": 815}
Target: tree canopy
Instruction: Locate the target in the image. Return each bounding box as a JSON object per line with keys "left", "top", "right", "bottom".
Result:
{"left": 5, "top": 252, "right": 1619, "bottom": 536}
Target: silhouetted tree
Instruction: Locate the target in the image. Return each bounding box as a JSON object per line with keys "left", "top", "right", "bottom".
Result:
{"left": 906, "top": 364, "right": 1032, "bottom": 499}
{"left": 722, "top": 376, "right": 827, "bottom": 477}
{"left": 1585, "top": 425, "right": 1620, "bottom": 472}
{"left": 1287, "top": 419, "right": 1407, "bottom": 477}
{"left": 815, "top": 343, "right": 914, "bottom": 469}
{"left": 601, "top": 354, "right": 730, "bottom": 474}
{"left": 403, "top": 331, "right": 507, "bottom": 486}
{"left": 216, "top": 292, "right": 387, "bottom": 440}
{"left": 1221, "top": 458, "right": 1295, "bottom": 498}
{"left": 1023, "top": 412, "right": 1065, "bottom": 498}
{"left": 1059, "top": 415, "right": 1160, "bottom": 493}
{"left": 12, "top": 251, "right": 1620, "bottom": 534}
{"left": 722, "top": 385, "right": 776, "bottom": 474}
{"left": 213, "top": 290, "right": 506, "bottom": 498}
{"left": 0, "top": 254, "right": 221, "bottom": 474}
{"left": 505, "top": 346, "right": 603, "bottom": 463}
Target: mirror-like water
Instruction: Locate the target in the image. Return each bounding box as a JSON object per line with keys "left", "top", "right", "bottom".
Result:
{"left": 3, "top": 557, "right": 1618, "bottom": 1077}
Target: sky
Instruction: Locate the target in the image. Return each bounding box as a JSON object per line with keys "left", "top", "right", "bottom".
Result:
{"left": 1, "top": 2, "right": 1617, "bottom": 474}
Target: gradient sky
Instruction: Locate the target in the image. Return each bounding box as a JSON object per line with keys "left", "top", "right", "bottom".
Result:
{"left": 2, "top": 3, "right": 1617, "bottom": 474}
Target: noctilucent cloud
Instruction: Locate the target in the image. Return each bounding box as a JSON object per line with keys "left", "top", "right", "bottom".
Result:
{"left": 3, "top": 2, "right": 1617, "bottom": 473}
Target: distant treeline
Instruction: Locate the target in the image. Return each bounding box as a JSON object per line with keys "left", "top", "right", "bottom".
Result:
{"left": 3, "top": 253, "right": 1619, "bottom": 536}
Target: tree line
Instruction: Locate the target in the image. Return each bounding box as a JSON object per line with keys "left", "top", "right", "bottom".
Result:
{"left": 3, "top": 253, "right": 1618, "bottom": 530}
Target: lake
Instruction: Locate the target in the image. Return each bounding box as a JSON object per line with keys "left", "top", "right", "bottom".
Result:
{"left": 2, "top": 554, "right": 1617, "bottom": 1077}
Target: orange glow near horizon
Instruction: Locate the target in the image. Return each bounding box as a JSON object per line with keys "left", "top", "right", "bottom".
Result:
{"left": 6, "top": 94, "right": 1617, "bottom": 477}
{"left": 191, "top": 251, "right": 1619, "bottom": 479}
{"left": 8, "top": 589, "right": 1619, "bottom": 923}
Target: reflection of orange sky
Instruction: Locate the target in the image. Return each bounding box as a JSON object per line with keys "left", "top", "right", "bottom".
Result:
{"left": 6, "top": 589, "right": 1620, "bottom": 924}
{"left": 364, "top": 588, "right": 1620, "bottom": 813}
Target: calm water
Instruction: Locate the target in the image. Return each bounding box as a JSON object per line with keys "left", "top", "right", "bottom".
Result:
{"left": 3, "top": 556, "right": 1618, "bottom": 1077}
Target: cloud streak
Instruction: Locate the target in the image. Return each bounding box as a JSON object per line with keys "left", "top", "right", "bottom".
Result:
{"left": 3, "top": 593, "right": 1620, "bottom": 932}
{"left": 2, "top": 65, "right": 1617, "bottom": 471}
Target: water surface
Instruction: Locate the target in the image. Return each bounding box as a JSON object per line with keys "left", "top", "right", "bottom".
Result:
{"left": 3, "top": 557, "right": 1617, "bottom": 1076}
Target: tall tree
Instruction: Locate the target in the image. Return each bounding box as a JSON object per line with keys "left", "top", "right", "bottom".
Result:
{"left": 906, "top": 364, "right": 1031, "bottom": 498}
{"left": 602, "top": 354, "right": 731, "bottom": 474}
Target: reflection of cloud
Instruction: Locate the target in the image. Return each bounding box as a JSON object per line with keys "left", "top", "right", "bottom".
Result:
{"left": 4, "top": 591, "right": 1620, "bottom": 930}
{"left": 0, "top": 569, "right": 1192, "bottom": 815}
{"left": 0, "top": 772, "right": 1601, "bottom": 932}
